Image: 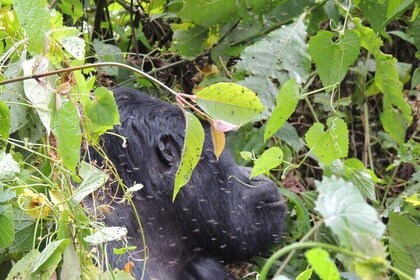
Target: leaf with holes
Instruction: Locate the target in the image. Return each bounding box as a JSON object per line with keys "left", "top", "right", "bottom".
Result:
{"left": 195, "top": 82, "right": 264, "bottom": 126}
{"left": 173, "top": 111, "right": 205, "bottom": 200}
{"left": 305, "top": 117, "right": 349, "bottom": 165}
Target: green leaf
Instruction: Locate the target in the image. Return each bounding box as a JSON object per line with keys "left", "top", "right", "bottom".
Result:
{"left": 0, "top": 100, "right": 10, "bottom": 140}
{"left": 9, "top": 212, "right": 36, "bottom": 253}
{"left": 52, "top": 100, "right": 81, "bottom": 174}
{"left": 264, "top": 79, "right": 300, "bottom": 140}
{"left": 173, "top": 111, "right": 205, "bottom": 200}
{"left": 315, "top": 176, "right": 386, "bottom": 247}
{"left": 360, "top": 0, "right": 417, "bottom": 34}
{"left": 57, "top": 0, "right": 83, "bottom": 22}
{"left": 177, "top": 0, "right": 238, "bottom": 27}
{"left": 0, "top": 205, "right": 14, "bottom": 248}
{"left": 72, "top": 161, "right": 108, "bottom": 204}
{"left": 60, "top": 246, "right": 81, "bottom": 280}
{"left": 84, "top": 87, "right": 120, "bottom": 127}
{"left": 376, "top": 56, "right": 412, "bottom": 145}
{"left": 31, "top": 239, "right": 69, "bottom": 272}
{"left": 358, "top": 0, "right": 388, "bottom": 33}
{"left": 250, "top": 147, "right": 283, "bottom": 178}
{"left": 6, "top": 249, "right": 40, "bottom": 280}
{"left": 296, "top": 268, "right": 313, "bottom": 280}
{"left": 389, "top": 213, "right": 420, "bottom": 277}
{"left": 308, "top": 30, "right": 360, "bottom": 92}
{"left": 13, "top": 0, "right": 51, "bottom": 54}
{"left": 195, "top": 82, "right": 264, "bottom": 126}
{"left": 0, "top": 184, "right": 16, "bottom": 203}
{"left": 0, "top": 152, "right": 20, "bottom": 181}
{"left": 171, "top": 24, "right": 209, "bottom": 59}
{"left": 236, "top": 20, "right": 311, "bottom": 120}
{"left": 279, "top": 188, "right": 311, "bottom": 240}
{"left": 305, "top": 248, "right": 340, "bottom": 280}
{"left": 305, "top": 117, "right": 349, "bottom": 165}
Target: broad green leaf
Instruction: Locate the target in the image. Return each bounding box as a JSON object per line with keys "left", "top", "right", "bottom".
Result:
{"left": 305, "top": 248, "right": 340, "bottom": 280}
{"left": 6, "top": 249, "right": 40, "bottom": 280}
{"left": 22, "top": 57, "right": 54, "bottom": 135}
{"left": 84, "top": 87, "right": 120, "bottom": 127}
{"left": 389, "top": 213, "right": 420, "bottom": 277}
{"left": 305, "top": 117, "right": 349, "bottom": 165}
{"left": 173, "top": 111, "right": 204, "bottom": 200}
{"left": 250, "top": 147, "right": 283, "bottom": 178}
{"left": 376, "top": 57, "right": 412, "bottom": 145}
{"left": 13, "top": 0, "right": 51, "bottom": 54}
{"left": 0, "top": 205, "right": 14, "bottom": 248}
{"left": 52, "top": 100, "right": 81, "bottom": 173}
{"left": 72, "top": 161, "right": 108, "bottom": 204}
{"left": 177, "top": 0, "right": 238, "bottom": 27}
{"left": 358, "top": 0, "right": 388, "bottom": 33}
{"left": 308, "top": 30, "right": 360, "bottom": 92}
{"left": 9, "top": 212, "right": 36, "bottom": 253}
{"left": 0, "top": 100, "right": 10, "bottom": 140}
{"left": 360, "top": 0, "right": 416, "bottom": 34}
{"left": 353, "top": 18, "right": 382, "bottom": 56}
{"left": 31, "top": 239, "right": 69, "bottom": 272}
{"left": 296, "top": 268, "right": 313, "bottom": 280}
{"left": 60, "top": 246, "right": 81, "bottom": 280}
{"left": 0, "top": 152, "right": 20, "bottom": 181}
{"left": 84, "top": 226, "right": 127, "bottom": 244}
{"left": 195, "top": 82, "right": 264, "bottom": 126}
{"left": 315, "top": 176, "right": 385, "bottom": 247}
{"left": 0, "top": 185, "right": 16, "bottom": 203}
{"left": 237, "top": 20, "right": 310, "bottom": 119}
{"left": 265, "top": 79, "right": 300, "bottom": 140}
{"left": 210, "top": 123, "right": 226, "bottom": 160}
{"left": 171, "top": 24, "right": 209, "bottom": 59}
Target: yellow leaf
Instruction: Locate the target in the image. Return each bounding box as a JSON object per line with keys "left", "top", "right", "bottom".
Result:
{"left": 210, "top": 123, "right": 226, "bottom": 160}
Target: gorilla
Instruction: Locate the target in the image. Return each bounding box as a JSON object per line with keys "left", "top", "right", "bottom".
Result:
{"left": 90, "top": 88, "right": 286, "bottom": 279}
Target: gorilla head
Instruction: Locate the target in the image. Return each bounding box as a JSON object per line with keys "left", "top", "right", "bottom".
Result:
{"left": 93, "top": 88, "right": 286, "bottom": 279}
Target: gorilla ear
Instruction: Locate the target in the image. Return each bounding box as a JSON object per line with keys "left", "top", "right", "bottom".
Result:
{"left": 157, "top": 133, "right": 179, "bottom": 167}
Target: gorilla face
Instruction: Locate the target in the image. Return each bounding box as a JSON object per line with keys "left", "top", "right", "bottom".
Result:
{"left": 96, "top": 87, "right": 286, "bottom": 279}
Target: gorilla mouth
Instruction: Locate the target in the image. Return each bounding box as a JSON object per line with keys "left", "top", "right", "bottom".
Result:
{"left": 256, "top": 197, "right": 286, "bottom": 210}
{"left": 263, "top": 200, "right": 285, "bottom": 208}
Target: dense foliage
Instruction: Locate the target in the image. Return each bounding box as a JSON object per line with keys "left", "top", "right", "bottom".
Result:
{"left": 0, "top": 0, "right": 419, "bottom": 279}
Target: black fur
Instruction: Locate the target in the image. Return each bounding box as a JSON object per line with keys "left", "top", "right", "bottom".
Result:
{"left": 90, "top": 88, "right": 286, "bottom": 279}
